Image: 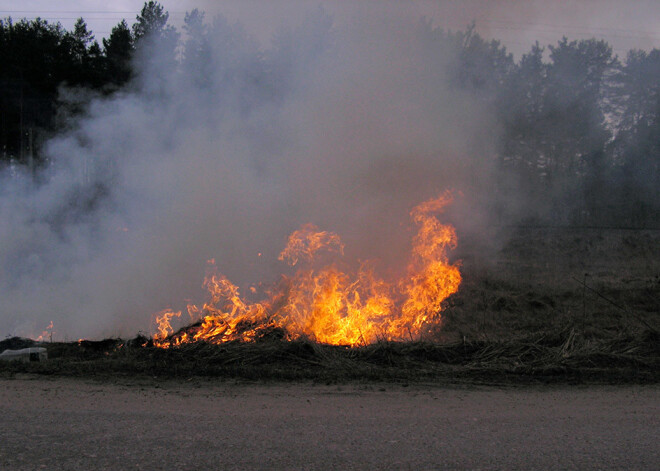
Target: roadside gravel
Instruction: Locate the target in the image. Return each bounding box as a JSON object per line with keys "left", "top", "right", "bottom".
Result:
{"left": 1, "top": 377, "right": 657, "bottom": 470}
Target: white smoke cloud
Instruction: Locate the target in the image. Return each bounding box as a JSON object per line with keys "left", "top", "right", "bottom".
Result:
{"left": 0, "top": 6, "right": 495, "bottom": 340}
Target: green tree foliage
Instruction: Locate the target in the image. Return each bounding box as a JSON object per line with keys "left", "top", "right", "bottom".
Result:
{"left": 544, "top": 38, "right": 615, "bottom": 179}
{"left": 61, "top": 18, "right": 106, "bottom": 88}
{"left": 0, "top": 17, "right": 68, "bottom": 162}
{"left": 131, "top": 0, "right": 179, "bottom": 62}
{"left": 132, "top": 1, "right": 176, "bottom": 43}
{"left": 610, "top": 49, "right": 660, "bottom": 226}
{"left": 449, "top": 23, "right": 515, "bottom": 103}
{"left": 182, "top": 9, "right": 268, "bottom": 114}
{"left": 182, "top": 8, "right": 208, "bottom": 73}
{"left": 498, "top": 38, "right": 619, "bottom": 224}
{"left": 0, "top": 2, "right": 178, "bottom": 163}
{"left": 103, "top": 20, "right": 134, "bottom": 88}
{"left": 501, "top": 42, "right": 546, "bottom": 173}
{"left": 130, "top": 1, "right": 179, "bottom": 93}
{"left": 496, "top": 42, "right": 547, "bottom": 220}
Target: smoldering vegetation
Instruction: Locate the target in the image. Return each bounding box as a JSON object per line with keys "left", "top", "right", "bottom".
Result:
{"left": 0, "top": 2, "right": 659, "bottom": 356}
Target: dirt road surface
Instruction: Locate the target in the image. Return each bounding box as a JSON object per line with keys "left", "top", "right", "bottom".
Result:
{"left": 0, "top": 377, "right": 657, "bottom": 470}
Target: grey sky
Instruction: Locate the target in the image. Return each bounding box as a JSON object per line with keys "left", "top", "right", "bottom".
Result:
{"left": 1, "top": 1, "right": 659, "bottom": 58}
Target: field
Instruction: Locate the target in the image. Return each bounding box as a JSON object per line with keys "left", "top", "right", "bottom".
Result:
{"left": 1, "top": 228, "right": 658, "bottom": 384}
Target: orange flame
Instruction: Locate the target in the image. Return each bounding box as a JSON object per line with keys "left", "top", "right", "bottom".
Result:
{"left": 35, "top": 321, "right": 54, "bottom": 342}
{"left": 278, "top": 223, "right": 344, "bottom": 266}
{"left": 153, "top": 193, "right": 461, "bottom": 347}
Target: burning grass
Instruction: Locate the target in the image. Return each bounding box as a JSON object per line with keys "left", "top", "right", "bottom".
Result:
{"left": 3, "top": 227, "right": 658, "bottom": 385}
{"left": 152, "top": 193, "right": 461, "bottom": 347}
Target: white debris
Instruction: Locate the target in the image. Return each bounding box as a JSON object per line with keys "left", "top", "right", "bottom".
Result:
{"left": 0, "top": 347, "right": 48, "bottom": 362}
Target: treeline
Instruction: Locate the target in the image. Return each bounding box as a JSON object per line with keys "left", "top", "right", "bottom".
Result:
{"left": 0, "top": 2, "right": 170, "bottom": 164}
{"left": 1, "top": 2, "right": 658, "bottom": 227}
{"left": 488, "top": 34, "right": 660, "bottom": 227}
{"left": 435, "top": 24, "right": 659, "bottom": 227}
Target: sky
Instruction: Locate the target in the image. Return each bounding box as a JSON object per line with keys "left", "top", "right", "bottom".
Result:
{"left": 1, "top": 0, "right": 659, "bottom": 59}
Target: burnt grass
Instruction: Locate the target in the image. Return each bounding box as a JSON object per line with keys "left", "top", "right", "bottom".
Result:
{"left": 1, "top": 228, "right": 659, "bottom": 385}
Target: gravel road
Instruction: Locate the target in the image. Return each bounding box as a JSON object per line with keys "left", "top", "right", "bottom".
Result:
{"left": 1, "top": 377, "right": 657, "bottom": 470}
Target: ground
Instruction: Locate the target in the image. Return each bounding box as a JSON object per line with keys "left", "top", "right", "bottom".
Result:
{"left": 1, "top": 377, "right": 658, "bottom": 470}
{"left": 1, "top": 228, "right": 658, "bottom": 469}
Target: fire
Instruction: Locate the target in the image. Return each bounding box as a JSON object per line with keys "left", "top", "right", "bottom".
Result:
{"left": 35, "top": 321, "right": 54, "bottom": 342}
{"left": 153, "top": 193, "right": 461, "bottom": 347}
{"left": 278, "top": 223, "right": 344, "bottom": 266}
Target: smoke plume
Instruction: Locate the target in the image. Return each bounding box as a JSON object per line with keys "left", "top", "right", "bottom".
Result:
{"left": 0, "top": 6, "right": 497, "bottom": 339}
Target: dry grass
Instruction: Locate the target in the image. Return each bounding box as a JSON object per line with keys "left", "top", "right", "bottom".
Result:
{"left": 1, "top": 228, "right": 658, "bottom": 384}
{"left": 1, "top": 324, "right": 657, "bottom": 384}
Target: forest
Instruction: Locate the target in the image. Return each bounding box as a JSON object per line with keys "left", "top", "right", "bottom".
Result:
{"left": 1, "top": 1, "right": 658, "bottom": 228}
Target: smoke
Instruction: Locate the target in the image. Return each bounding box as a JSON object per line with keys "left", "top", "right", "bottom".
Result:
{"left": 0, "top": 6, "right": 498, "bottom": 340}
